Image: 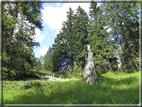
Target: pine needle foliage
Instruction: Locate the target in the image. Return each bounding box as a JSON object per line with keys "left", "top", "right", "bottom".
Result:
{"left": 2, "top": 2, "right": 43, "bottom": 80}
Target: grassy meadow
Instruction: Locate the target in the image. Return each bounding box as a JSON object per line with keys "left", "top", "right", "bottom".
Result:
{"left": 3, "top": 71, "right": 139, "bottom": 104}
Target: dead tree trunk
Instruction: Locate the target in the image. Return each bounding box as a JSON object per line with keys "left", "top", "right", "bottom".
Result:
{"left": 83, "top": 45, "right": 98, "bottom": 84}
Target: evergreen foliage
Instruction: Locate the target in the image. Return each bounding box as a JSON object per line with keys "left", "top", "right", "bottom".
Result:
{"left": 87, "top": 1, "right": 119, "bottom": 74}
{"left": 42, "top": 46, "right": 52, "bottom": 71}
{"left": 35, "top": 58, "right": 41, "bottom": 72}
{"left": 66, "top": 61, "right": 83, "bottom": 77}
{"left": 47, "top": 1, "right": 139, "bottom": 75}
{"left": 73, "top": 6, "right": 89, "bottom": 70}
{"left": 2, "top": 1, "right": 139, "bottom": 80}
{"left": 2, "top": 2, "right": 43, "bottom": 80}
{"left": 103, "top": 1, "right": 139, "bottom": 72}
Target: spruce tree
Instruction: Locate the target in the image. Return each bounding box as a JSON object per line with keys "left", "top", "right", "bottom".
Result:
{"left": 54, "top": 8, "right": 76, "bottom": 74}
{"left": 43, "top": 46, "right": 53, "bottom": 71}
{"left": 73, "top": 6, "right": 89, "bottom": 70}
{"left": 87, "top": 1, "right": 117, "bottom": 73}
{"left": 51, "top": 38, "right": 65, "bottom": 72}
{"left": 2, "top": 2, "right": 43, "bottom": 80}
{"left": 103, "top": 1, "right": 139, "bottom": 72}
{"left": 65, "top": 8, "right": 76, "bottom": 72}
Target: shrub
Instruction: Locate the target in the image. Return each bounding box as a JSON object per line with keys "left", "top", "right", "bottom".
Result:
{"left": 66, "top": 61, "right": 83, "bottom": 78}
{"left": 21, "top": 81, "right": 41, "bottom": 89}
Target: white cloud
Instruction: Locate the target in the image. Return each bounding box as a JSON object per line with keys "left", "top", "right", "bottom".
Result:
{"left": 39, "top": 46, "right": 49, "bottom": 56}
{"left": 35, "top": 54, "right": 38, "bottom": 58}
{"left": 42, "top": 3, "right": 90, "bottom": 34}
{"left": 34, "top": 28, "right": 45, "bottom": 43}
{"left": 106, "top": 28, "right": 112, "bottom": 32}
{"left": 97, "top": 3, "right": 102, "bottom": 7}
{"left": 104, "top": 26, "right": 112, "bottom": 33}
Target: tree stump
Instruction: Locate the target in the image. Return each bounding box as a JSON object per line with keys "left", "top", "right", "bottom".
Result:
{"left": 83, "top": 45, "right": 98, "bottom": 84}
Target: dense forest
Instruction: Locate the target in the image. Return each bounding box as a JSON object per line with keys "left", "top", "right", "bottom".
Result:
{"left": 42, "top": 1, "right": 140, "bottom": 76}
{"left": 2, "top": 1, "right": 140, "bottom": 80}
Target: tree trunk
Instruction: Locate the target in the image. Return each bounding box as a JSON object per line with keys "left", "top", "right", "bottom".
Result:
{"left": 83, "top": 45, "right": 98, "bottom": 84}
{"left": 86, "top": 74, "right": 98, "bottom": 84}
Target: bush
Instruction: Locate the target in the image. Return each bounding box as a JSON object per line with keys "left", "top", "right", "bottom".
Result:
{"left": 66, "top": 61, "right": 83, "bottom": 78}
{"left": 21, "top": 81, "right": 52, "bottom": 89}
{"left": 21, "top": 81, "right": 41, "bottom": 89}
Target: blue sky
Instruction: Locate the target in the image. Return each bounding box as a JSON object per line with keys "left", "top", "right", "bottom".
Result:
{"left": 33, "top": 0, "right": 103, "bottom": 58}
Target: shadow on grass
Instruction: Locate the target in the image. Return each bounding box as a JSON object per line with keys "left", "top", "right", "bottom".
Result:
{"left": 4, "top": 75, "right": 139, "bottom": 104}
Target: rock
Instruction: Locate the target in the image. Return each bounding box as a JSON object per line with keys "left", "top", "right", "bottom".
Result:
{"left": 83, "top": 45, "right": 98, "bottom": 84}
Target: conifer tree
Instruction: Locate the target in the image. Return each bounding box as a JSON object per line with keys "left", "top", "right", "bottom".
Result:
{"left": 2, "top": 2, "right": 43, "bottom": 80}
{"left": 87, "top": 1, "right": 117, "bottom": 73}
{"left": 54, "top": 8, "right": 76, "bottom": 73}
{"left": 51, "top": 36, "right": 66, "bottom": 72}
{"left": 103, "top": 1, "right": 139, "bottom": 72}
{"left": 65, "top": 8, "right": 76, "bottom": 72}
{"left": 73, "top": 6, "right": 89, "bottom": 69}
{"left": 35, "top": 58, "right": 41, "bottom": 72}
{"left": 43, "top": 46, "right": 53, "bottom": 71}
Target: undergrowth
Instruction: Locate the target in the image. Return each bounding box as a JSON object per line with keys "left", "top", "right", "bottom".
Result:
{"left": 3, "top": 71, "right": 139, "bottom": 104}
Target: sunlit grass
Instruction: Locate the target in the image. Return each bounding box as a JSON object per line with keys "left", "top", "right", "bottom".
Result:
{"left": 3, "top": 71, "right": 139, "bottom": 104}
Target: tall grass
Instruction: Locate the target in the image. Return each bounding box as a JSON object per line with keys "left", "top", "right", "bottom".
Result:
{"left": 3, "top": 71, "right": 139, "bottom": 104}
